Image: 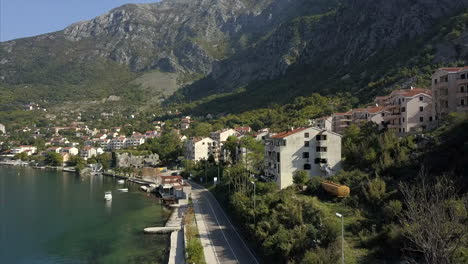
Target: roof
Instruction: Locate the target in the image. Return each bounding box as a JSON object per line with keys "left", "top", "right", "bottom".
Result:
{"left": 439, "top": 66, "right": 468, "bottom": 73}
{"left": 270, "top": 127, "right": 308, "bottom": 139}
{"left": 399, "top": 88, "right": 431, "bottom": 97}
{"left": 333, "top": 111, "right": 352, "bottom": 116}
{"left": 366, "top": 106, "right": 387, "bottom": 113}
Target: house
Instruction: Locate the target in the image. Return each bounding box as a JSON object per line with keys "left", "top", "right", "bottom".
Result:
{"left": 264, "top": 127, "right": 342, "bottom": 189}
{"left": 210, "top": 128, "right": 238, "bottom": 143}
{"left": 235, "top": 126, "right": 252, "bottom": 135}
{"left": 0, "top": 123, "right": 5, "bottom": 134}
{"left": 252, "top": 128, "right": 273, "bottom": 141}
{"left": 11, "top": 146, "right": 37, "bottom": 156}
{"left": 97, "top": 139, "right": 110, "bottom": 149}
{"left": 80, "top": 147, "right": 103, "bottom": 159}
{"left": 184, "top": 137, "right": 219, "bottom": 162}
{"left": 180, "top": 117, "right": 191, "bottom": 130}
{"left": 61, "top": 147, "right": 79, "bottom": 156}
{"left": 46, "top": 147, "right": 62, "bottom": 153}
{"left": 331, "top": 111, "right": 352, "bottom": 134}
{"left": 95, "top": 134, "right": 107, "bottom": 140}
{"left": 379, "top": 87, "right": 433, "bottom": 134}
{"left": 364, "top": 105, "right": 389, "bottom": 130}
{"left": 157, "top": 175, "right": 192, "bottom": 204}
{"left": 145, "top": 131, "right": 158, "bottom": 138}
{"left": 431, "top": 67, "right": 468, "bottom": 120}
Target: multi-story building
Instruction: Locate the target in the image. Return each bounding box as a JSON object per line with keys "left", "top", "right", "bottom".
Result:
{"left": 184, "top": 137, "right": 219, "bottom": 162}
{"left": 109, "top": 137, "right": 127, "bottom": 150}
{"left": 125, "top": 135, "right": 145, "bottom": 148}
{"left": 80, "top": 147, "right": 103, "bottom": 160}
{"left": 432, "top": 67, "right": 468, "bottom": 120}
{"left": 364, "top": 105, "right": 389, "bottom": 130}
{"left": 0, "top": 123, "right": 5, "bottom": 134}
{"left": 264, "top": 127, "right": 342, "bottom": 189}
{"left": 210, "top": 128, "right": 238, "bottom": 143}
{"left": 310, "top": 116, "right": 333, "bottom": 131}
{"left": 61, "top": 147, "right": 79, "bottom": 156}
{"left": 46, "top": 147, "right": 62, "bottom": 153}
{"left": 331, "top": 111, "right": 353, "bottom": 134}
{"left": 379, "top": 88, "right": 433, "bottom": 134}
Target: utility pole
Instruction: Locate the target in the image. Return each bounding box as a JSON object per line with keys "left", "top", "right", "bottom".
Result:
{"left": 336, "top": 213, "right": 344, "bottom": 264}
{"left": 251, "top": 181, "right": 256, "bottom": 224}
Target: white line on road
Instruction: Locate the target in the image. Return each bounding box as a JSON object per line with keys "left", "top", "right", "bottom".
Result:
{"left": 203, "top": 194, "right": 240, "bottom": 263}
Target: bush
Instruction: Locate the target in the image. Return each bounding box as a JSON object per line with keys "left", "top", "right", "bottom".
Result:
{"left": 293, "top": 170, "right": 309, "bottom": 186}
{"left": 306, "top": 176, "right": 323, "bottom": 195}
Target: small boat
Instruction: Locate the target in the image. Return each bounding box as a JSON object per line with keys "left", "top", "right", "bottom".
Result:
{"left": 104, "top": 191, "right": 112, "bottom": 201}
{"left": 117, "top": 188, "right": 128, "bottom": 192}
{"left": 117, "top": 180, "right": 125, "bottom": 184}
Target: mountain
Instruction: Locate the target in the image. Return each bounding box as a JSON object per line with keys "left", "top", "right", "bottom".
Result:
{"left": 1, "top": 0, "right": 468, "bottom": 113}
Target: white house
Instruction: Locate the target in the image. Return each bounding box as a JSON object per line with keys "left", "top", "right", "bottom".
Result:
{"left": 80, "top": 147, "right": 103, "bottom": 159}
{"left": 46, "top": 147, "right": 62, "bottom": 153}
{"left": 264, "top": 127, "right": 342, "bottom": 189}
{"left": 184, "top": 137, "right": 219, "bottom": 162}
{"left": 125, "top": 135, "right": 145, "bottom": 148}
{"left": 12, "top": 146, "right": 37, "bottom": 156}
{"left": 210, "top": 128, "right": 238, "bottom": 143}
{"left": 61, "top": 147, "right": 79, "bottom": 156}
{"left": 109, "top": 137, "right": 127, "bottom": 150}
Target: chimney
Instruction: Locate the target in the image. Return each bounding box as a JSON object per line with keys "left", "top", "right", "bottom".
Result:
{"left": 375, "top": 103, "right": 379, "bottom": 107}
{"left": 410, "top": 86, "right": 414, "bottom": 90}
{"left": 290, "top": 127, "right": 294, "bottom": 131}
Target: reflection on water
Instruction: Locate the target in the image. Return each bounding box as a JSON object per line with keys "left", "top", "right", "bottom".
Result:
{"left": 0, "top": 167, "right": 170, "bottom": 264}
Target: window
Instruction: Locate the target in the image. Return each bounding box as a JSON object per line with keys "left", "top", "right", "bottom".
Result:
{"left": 401, "top": 107, "right": 406, "bottom": 112}
{"left": 419, "top": 96, "right": 423, "bottom": 101}
{"left": 429, "top": 116, "right": 433, "bottom": 122}
{"left": 316, "top": 147, "right": 327, "bottom": 152}
{"left": 402, "top": 128, "right": 405, "bottom": 133}
{"left": 304, "top": 164, "right": 311, "bottom": 170}
{"left": 381, "top": 113, "right": 385, "bottom": 117}
{"left": 399, "top": 128, "right": 401, "bottom": 133}
{"left": 277, "top": 153, "right": 280, "bottom": 162}
{"left": 434, "top": 79, "right": 438, "bottom": 84}
{"left": 304, "top": 141, "right": 310, "bottom": 147}
{"left": 315, "top": 135, "right": 327, "bottom": 141}
{"left": 461, "top": 74, "right": 466, "bottom": 79}
{"left": 461, "top": 86, "right": 466, "bottom": 93}
{"left": 320, "top": 159, "right": 327, "bottom": 164}
{"left": 398, "top": 98, "right": 401, "bottom": 104}
{"left": 302, "top": 152, "right": 309, "bottom": 158}
{"left": 314, "top": 158, "right": 320, "bottom": 164}
{"left": 402, "top": 98, "right": 405, "bottom": 102}
{"left": 420, "top": 117, "right": 424, "bottom": 122}
{"left": 419, "top": 106, "right": 424, "bottom": 112}
{"left": 381, "top": 121, "right": 384, "bottom": 125}
{"left": 461, "top": 99, "right": 466, "bottom": 106}
{"left": 304, "top": 133, "right": 309, "bottom": 138}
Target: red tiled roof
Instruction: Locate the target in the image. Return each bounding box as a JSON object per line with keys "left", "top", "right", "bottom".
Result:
{"left": 400, "top": 88, "right": 431, "bottom": 97}
{"left": 270, "top": 127, "right": 308, "bottom": 139}
{"left": 439, "top": 66, "right": 468, "bottom": 72}
{"left": 334, "top": 111, "right": 352, "bottom": 116}
{"left": 366, "top": 106, "right": 386, "bottom": 113}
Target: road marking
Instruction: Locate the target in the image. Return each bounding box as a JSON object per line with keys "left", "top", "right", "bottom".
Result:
{"left": 203, "top": 193, "right": 240, "bottom": 263}
{"left": 193, "top": 191, "right": 221, "bottom": 264}
{"left": 193, "top": 182, "right": 260, "bottom": 264}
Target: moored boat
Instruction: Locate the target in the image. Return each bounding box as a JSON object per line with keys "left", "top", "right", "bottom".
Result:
{"left": 104, "top": 191, "right": 112, "bottom": 201}
{"left": 117, "top": 188, "right": 128, "bottom": 192}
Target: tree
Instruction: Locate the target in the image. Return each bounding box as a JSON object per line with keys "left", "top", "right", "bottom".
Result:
{"left": 14, "top": 152, "right": 28, "bottom": 161}
{"left": 293, "top": 170, "right": 309, "bottom": 186}
{"left": 399, "top": 175, "right": 467, "bottom": 264}
{"left": 45, "top": 152, "right": 63, "bottom": 166}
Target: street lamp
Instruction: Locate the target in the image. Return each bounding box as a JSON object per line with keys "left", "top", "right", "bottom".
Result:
{"left": 336, "top": 213, "right": 344, "bottom": 264}
{"left": 251, "top": 181, "right": 256, "bottom": 223}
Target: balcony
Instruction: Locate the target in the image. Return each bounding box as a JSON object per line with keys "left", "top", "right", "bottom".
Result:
{"left": 387, "top": 123, "right": 400, "bottom": 129}
{"left": 456, "top": 92, "right": 468, "bottom": 98}
{"left": 434, "top": 82, "right": 448, "bottom": 89}
{"left": 316, "top": 152, "right": 327, "bottom": 159}
{"left": 456, "top": 79, "right": 468, "bottom": 85}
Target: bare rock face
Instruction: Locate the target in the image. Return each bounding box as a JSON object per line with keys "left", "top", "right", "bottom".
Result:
{"left": 1, "top": 0, "right": 468, "bottom": 102}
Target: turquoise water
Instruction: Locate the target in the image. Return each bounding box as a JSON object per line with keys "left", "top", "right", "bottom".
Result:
{"left": 0, "top": 166, "right": 170, "bottom": 264}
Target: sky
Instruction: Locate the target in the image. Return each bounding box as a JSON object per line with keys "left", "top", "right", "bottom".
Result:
{"left": 0, "top": 0, "right": 157, "bottom": 41}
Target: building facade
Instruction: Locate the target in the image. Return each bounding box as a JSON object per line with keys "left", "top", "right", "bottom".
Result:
{"left": 264, "top": 127, "right": 342, "bottom": 189}
{"left": 184, "top": 137, "right": 219, "bottom": 162}
{"left": 432, "top": 67, "right": 468, "bottom": 120}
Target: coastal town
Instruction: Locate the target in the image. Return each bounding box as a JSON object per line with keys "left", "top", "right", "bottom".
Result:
{"left": 1, "top": 67, "right": 467, "bottom": 264}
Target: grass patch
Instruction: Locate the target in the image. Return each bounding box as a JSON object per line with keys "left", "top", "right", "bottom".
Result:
{"left": 184, "top": 206, "right": 206, "bottom": 264}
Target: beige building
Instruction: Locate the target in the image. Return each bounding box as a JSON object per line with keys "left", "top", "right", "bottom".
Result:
{"left": 264, "top": 127, "right": 342, "bottom": 189}
{"left": 432, "top": 67, "right": 468, "bottom": 120}
{"left": 378, "top": 88, "right": 433, "bottom": 134}
{"left": 184, "top": 137, "right": 219, "bottom": 162}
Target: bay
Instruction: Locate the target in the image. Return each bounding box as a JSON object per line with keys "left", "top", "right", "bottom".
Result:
{"left": 0, "top": 166, "right": 170, "bottom": 264}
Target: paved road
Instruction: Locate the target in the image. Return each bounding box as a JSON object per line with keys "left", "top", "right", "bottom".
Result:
{"left": 190, "top": 181, "right": 259, "bottom": 264}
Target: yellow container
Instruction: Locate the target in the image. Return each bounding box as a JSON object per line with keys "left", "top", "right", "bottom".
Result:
{"left": 321, "top": 181, "right": 350, "bottom": 197}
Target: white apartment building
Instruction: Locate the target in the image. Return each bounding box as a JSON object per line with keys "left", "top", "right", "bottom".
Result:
{"left": 80, "top": 147, "right": 103, "bottom": 159}
{"left": 184, "top": 137, "right": 219, "bottom": 162}
{"left": 125, "top": 135, "right": 145, "bottom": 148}
{"left": 264, "top": 127, "right": 342, "bottom": 189}
{"left": 310, "top": 116, "right": 333, "bottom": 131}
{"left": 0, "top": 123, "right": 5, "bottom": 134}
{"left": 109, "top": 137, "right": 127, "bottom": 150}
{"left": 210, "top": 128, "right": 238, "bottom": 143}
{"left": 380, "top": 88, "right": 433, "bottom": 134}
{"left": 432, "top": 67, "right": 468, "bottom": 119}
{"left": 46, "top": 147, "right": 62, "bottom": 153}
{"left": 61, "top": 147, "right": 79, "bottom": 156}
